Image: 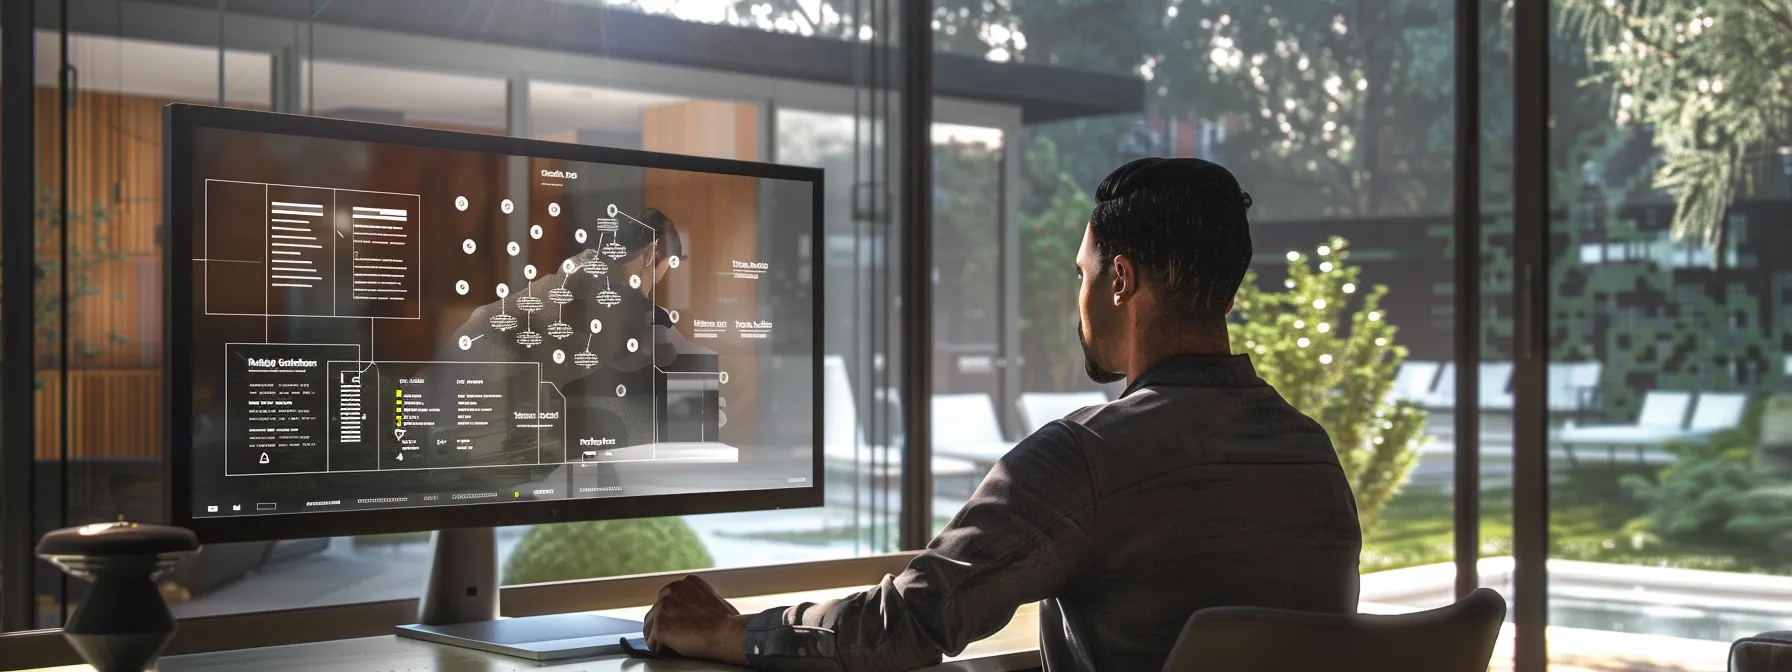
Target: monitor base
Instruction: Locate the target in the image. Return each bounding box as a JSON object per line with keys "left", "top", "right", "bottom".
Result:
{"left": 396, "top": 613, "right": 645, "bottom": 661}
{"left": 397, "top": 527, "right": 647, "bottom": 660}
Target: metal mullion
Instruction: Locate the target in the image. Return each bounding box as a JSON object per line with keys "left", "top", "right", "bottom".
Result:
{"left": 1, "top": 0, "right": 38, "bottom": 634}
{"left": 897, "top": 0, "right": 932, "bottom": 551}
{"left": 1511, "top": 0, "right": 1552, "bottom": 663}
{"left": 1453, "top": 0, "right": 1484, "bottom": 601}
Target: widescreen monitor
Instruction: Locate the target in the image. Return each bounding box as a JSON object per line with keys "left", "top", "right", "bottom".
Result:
{"left": 164, "top": 104, "right": 821, "bottom": 544}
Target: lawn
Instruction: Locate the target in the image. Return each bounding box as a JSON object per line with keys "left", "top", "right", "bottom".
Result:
{"left": 1366, "top": 466, "right": 1792, "bottom": 575}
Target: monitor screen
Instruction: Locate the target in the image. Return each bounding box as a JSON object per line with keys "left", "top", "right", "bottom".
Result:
{"left": 165, "top": 105, "right": 820, "bottom": 540}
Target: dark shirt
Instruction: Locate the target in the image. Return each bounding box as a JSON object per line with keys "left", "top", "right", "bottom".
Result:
{"left": 740, "top": 354, "right": 1362, "bottom": 672}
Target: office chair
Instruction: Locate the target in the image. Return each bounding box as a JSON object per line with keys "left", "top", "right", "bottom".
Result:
{"left": 1730, "top": 631, "right": 1792, "bottom": 672}
{"left": 1161, "top": 587, "right": 1506, "bottom": 672}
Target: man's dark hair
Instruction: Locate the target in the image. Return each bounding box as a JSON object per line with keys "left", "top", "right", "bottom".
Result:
{"left": 1088, "top": 157, "right": 1253, "bottom": 324}
{"left": 621, "top": 207, "right": 683, "bottom": 261}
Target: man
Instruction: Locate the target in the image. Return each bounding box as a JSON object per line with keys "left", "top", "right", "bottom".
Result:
{"left": 643, "top": 158, "right": 1363, "bottom": 671}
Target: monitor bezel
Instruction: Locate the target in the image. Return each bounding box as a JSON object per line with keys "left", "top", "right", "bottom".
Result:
{"left": 164, "top": 103, "right": 825, "bottom": 544}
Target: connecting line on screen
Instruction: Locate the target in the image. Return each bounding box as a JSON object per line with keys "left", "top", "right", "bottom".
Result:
{"left": 614, "top": 210, "right": 646, "bottom": 227}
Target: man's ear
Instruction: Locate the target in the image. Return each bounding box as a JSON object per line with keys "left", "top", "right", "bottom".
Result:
{"left": 1110, "top": 255, "right": 1135, "bottom": 307}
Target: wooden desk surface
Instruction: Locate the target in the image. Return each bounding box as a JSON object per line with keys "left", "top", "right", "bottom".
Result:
{"left": 23, "top": 588, "right": 1042, "bottom": 672}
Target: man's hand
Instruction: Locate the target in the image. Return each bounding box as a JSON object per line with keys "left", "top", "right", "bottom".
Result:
{"left": 643, "top": 575, "right": 752, "bottom": 665}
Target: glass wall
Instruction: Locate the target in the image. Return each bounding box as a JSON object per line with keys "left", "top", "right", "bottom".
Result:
{"left": 941, "top": 0, "right": 1462, "bottom": 614}
{"left": 1542, "top": 0, "right": 1792, "bottom": 664}
{"left": 17, "top": 0, "right": 907, "bottom": 624}
{"left": 930, "top": 122, "right": 1006, "bottom": 533}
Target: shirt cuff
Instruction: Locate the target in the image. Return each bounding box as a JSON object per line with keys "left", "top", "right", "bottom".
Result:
{"left": 742, "top": 606, "right": 840, "bottom": 670}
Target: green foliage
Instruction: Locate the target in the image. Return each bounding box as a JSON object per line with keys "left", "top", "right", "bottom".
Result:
{"left": 0, "top": 186, "right": 130, "bottom": 374}
{"left": 1620, "top": 398, "right": 1792, "bottom": 552}
{"left": 501, "top": 517, "right": 715, "bottom": 585}
{"left": 1558, "top": 0, "right": 1792, "bottom": 263}
{"left": 1017, "top": 137, "right": 1097, "bottom": 392}
{"left": 1229, "top": 238, "right": 1427, "bottom": 533}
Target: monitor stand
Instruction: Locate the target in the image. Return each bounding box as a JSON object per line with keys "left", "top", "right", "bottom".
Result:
{"left": 393, "top": 527, "right": 646, "bottom": 660}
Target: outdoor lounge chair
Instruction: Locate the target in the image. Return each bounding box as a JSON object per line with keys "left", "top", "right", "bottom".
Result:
{"left": 1390, "top": 361, "right": 1441, "bottom": 405}
{"left": 1016, "top": 391, "right": 1108, "bottom": 436}
{"left": 1420, "top": 362, "right": 1457, "bottom": 411}
{"left": 1556, "top": 390, "right": 1693, "bottom": 446}
{"left": 822, "top": 356, "right": 977, "bottom": 503}
{"left": 931, "top": 393, "right": 1016, "bottom": 467}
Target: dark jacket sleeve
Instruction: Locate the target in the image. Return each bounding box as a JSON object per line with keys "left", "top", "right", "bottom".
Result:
{"left": 740, "top": 422, "right": 1097, "bottom": 672}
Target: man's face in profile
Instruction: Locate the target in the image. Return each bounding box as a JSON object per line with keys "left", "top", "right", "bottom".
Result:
{"left": 1075, "top": 224, "right": 1124, "bottom": 384}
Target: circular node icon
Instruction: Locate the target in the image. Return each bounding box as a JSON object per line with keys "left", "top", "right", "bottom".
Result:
{"left": 718, "top": 410, "right": 728, "bottom": 428}
{"left": 552, "top": 349, "right": 565, "bottom": 364}
{"left": 462, "top": 239, "right": 477, "bottom": 254}
{"left": 589, "top": 319, "right": 603, "bottom": 334}
{"left": 530, "top": 224, "right": 543, "bottom": 240}
{"left": 495, "top": 283, "right": 510, "bottom": 299}
{"left": 524, "top": 264, "right": 538, "bottom": 280}
{"left": 575, "top": 229, "right": 587, "bottom": 244}
{"left": 548, "top": 202, "right": 561, "bottom": 217}
{"left": 500, "top": 199, "right": 515, "bottom": 214}
{"left": 458, "top": 335, "right": 473, "bottom": 351}
{"left": 719, "top": 371, "right": 730, "bottom": 385}
{"left": 615, "top": 384, "right": 627, "bottom": 397}
{"left": 626, "top": 338, "right": 639, "bottom": 353}
{"left": 454, "top": 280, "right": 470, "bottom": 295}
{"left": 562, "top": 259, "right": 578, "bottom": 273}
{"left": 455, "top": 196, "right": 469, "bottom": 212}
{"left": 629, "top": 275, "right": 642, "bottom": 289}
{"left": 606, "top": 204, "right": 619, "bottom": 217}
{"left": 669, "top": 310, "right": 680, "bottom": 323}
{"left": 668, "top": 255, "right": 680, "bottom": 269}
{"left": 506, "top": 241, "right": 521, "bottom": 257}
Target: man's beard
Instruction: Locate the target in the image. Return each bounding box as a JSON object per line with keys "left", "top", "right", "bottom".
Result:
{"left": 1079, "top": 322, "right": 1125, "bottom": 384}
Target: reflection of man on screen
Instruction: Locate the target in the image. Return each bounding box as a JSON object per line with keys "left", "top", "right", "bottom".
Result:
{"left": 424, "top": 207, "right": 717, "bottom": 468}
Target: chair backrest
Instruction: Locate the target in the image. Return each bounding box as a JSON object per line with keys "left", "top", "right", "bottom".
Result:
{"left": 1637, "top": 390, "right": 1694, "bottom": 429}
{"left": 1390, "top": 361, "right": 1440, "bottom": 403}
{"left": 1016, "top": 391, "right": 1108, "bottom": 435}
{"left": 1480, "top": 362, "right": 1514, "bottom": 410}
{"left": 1732, "top": 630, "right": 1792, "bottom": 672}
{"left": 822, "top": 355, "right": 862, "bottom": 449}
{"left": 1546, "top": 361, "right": 1602, "bottom": 411}
{"left": 932, "top": 394, "right": 1005, "bottom": 444}
{"left": 1690, "top": 392, "right": 1749, "bottom": 431}
{"left": 1424, "top": 362, "right": 1457, "bottom": 407}
{"left": 1161, "top": 587, "right": 1506, "bottom": 672}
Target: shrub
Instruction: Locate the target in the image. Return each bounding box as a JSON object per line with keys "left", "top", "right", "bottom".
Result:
{"left": 501, "top": 517, "right": 714, "bottom": 585}
{"left": 1621, "top": 398, "right": 1792, "bottom": 554}
{"left": 1229, "top": 238, "right": 1428, "bottom": 534}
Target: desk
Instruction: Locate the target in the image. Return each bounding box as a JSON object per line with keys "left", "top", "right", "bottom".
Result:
{"left": 20, "top": 587, "right": 1043, "bottom": 672}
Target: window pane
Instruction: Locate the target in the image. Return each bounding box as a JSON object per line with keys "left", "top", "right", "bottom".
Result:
{"left": 25, "top": 0, "right": 897, "bottom": 619}
{"left": 1546, "top": 0, "right": 1792, "bottom": 663}
{"left": 35, "top": 26, "right": 273, "bottom": 626}
{"left": 931, "top": 123, "right": 1006, "bottom": 536}
{"left": 986, "top": 0, "right": 1458, "bottom": 614}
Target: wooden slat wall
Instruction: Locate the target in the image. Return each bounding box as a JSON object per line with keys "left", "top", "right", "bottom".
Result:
{"left": 31, "top": 87, "right": 166, "bottom": 369}
{"left": 34, "top": 370, "right": 164, "bottom": 460}
{"left": 642, "top": 100, "right": 762, "bottom": 444}
{"left": 11, "top": 90, "right": 498, "bottom": 463}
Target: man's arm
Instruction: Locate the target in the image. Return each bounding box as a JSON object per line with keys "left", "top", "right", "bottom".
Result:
{"left": 742, "top": 421, "right": 1097, "bottom": 672}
